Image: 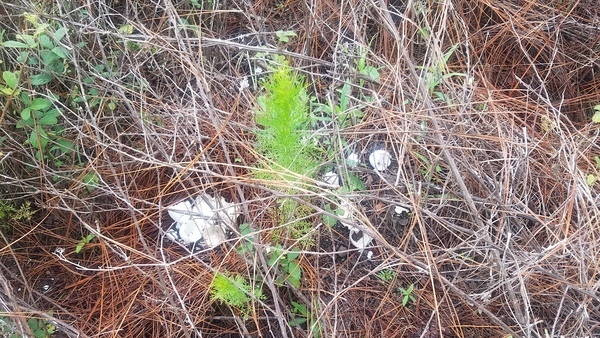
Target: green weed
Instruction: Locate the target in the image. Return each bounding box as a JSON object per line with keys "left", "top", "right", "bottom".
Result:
{"left": 289, "top": 300, "right": 321, "bottom": 337}
{"left": 268, "top": 244, "right": 302, "bottom": 288}
{"left": 376, "top": 269, "right": 396, "bottom": 283}
{"left": 398, "top": 284, "right": 416, "bottom": 307}
{"left": 210, "top": 273, "right": 264, "bottom": 317}
{"left": 75, "top": 234, "right": 95, "bottom": 254}
{"left": 253, "top": 62, "right": 319, "bottom": 182}
{"left": 0, "top": 201, "right": 35, "bottom": 231}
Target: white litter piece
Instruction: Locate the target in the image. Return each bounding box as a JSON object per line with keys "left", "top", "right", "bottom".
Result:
{"left": 322, "top": 171, "right": 340, "bottom": 187}
{"left": 336, "top": 201, "right": 374, "bottom": 249}
{"left": 346, "top": 152, "right": 360, "bottom": 167}
{"left": 166, "top": 194, "right": 238, "bottom": 248}
{"left": 369, "top": 149, "right": 392, "bottom": 171}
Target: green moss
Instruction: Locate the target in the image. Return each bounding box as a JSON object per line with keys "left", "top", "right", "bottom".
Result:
{"left": 254, "top": 64, "right": 319, "bottom": 182}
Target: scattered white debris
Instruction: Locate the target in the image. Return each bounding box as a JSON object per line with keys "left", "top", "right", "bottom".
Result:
{"left": 394, "top": 206, "right": 409, "bottom": 215}
{"left": 367, "top": 250, "right": 373, "bottom": 260}
{"left": 239, "top": 76, "right": 249, "bottom": 91}
{"left": 369, "top": 149, "right": 392, "bottom": 171}
{"left": 336, "top": 201, "right": 374, "bottom": 249}
{"left": 322, "top": 171, "right": 340, "bottom": 187}
{"left": 346, "top": 152, "right": 360, "bottom": 167}
{"left": 166, "top": 194, "right": 238, "bottom": 248}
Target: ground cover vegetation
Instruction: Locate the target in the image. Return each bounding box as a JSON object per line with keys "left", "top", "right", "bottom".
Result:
{"left": 0, "top": 0, "right": 599, "bottom": 337}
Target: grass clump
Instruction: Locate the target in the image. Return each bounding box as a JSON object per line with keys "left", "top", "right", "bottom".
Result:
{"left": 254, "top": 63, "right": 319, "bottom": 182}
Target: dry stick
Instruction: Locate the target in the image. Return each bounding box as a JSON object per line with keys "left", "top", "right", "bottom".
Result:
{"left": 373, "top": 0, "right": 522, "bottom": 335}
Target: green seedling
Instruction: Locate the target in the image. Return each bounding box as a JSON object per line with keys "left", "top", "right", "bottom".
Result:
{"left": 289, "top": 300, "right": 322, "bottom": 337}
{"left": 398, "top": 284, "right": 416, "bottom": 307}
{"left": 275, "top": 30, "right": 297, "bottom": 43}
{"left": 0, "top": 201, "right": 35, "bottom": 231}
{"left": 593, "top": 104, "right": 600, "bottom": 123}
{"left": 27, "top": 317, "right": 55, "bottom": 338}
{"left": 376, "top": 269, "right": 396, "bottom": 283}
{"left": 585, "top": 155, "right": 600, "bottom": 186}
{"left": 253, "top": 61, "right": 319, "bottom": 182}
{"left": 268, "top": 245, "right": 302, "bottom": 288}
{"left": 322, "top": 203, "right": 348, "bottom": 228}
{"left": 414, "top": 152, "right": 443, "bottom": 182}
{"left": 82, "top": 171, "right": 99, "bottom": 192}
{"left": 75, "top": 234, "right": 95, "bottom": 253}
{"left": 416, "top": 44, "right": 466, "bottom": 102}
{"left": 15, "top": 93, "right": 74, "bottom": 162}
{"left": 237, "top": 223, "right": 255, "bottom": 254}
{"left": 210, "top": 273, "right": 264, "bottom": 317}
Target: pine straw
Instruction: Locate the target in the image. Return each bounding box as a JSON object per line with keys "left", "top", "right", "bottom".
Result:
{"left": 1, "top": 0, "right": 599, "bottom": 337}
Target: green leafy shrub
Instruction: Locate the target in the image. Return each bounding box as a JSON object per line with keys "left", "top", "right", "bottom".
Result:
{"left": 0, "top": 201, "right": 35, "bottom": 231}
{"left": 268, "top": 244, "right": 302, "bottom": 288}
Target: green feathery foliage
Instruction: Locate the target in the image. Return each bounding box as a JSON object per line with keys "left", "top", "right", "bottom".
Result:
{"left": 254, "top": 64, "right": 318, "bottom": 182}
{"left": 210, "top": 273, "right": 264, "bottom": 316}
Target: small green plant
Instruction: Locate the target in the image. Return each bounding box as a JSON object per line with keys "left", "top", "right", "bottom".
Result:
{"left": 592, "top": 104, "right": 600, "bottom": 123}
{"left": 273, "top": 198, "right": 315, "bottom": 247}
{"left": 3, "top": 14, "right": 71, "bottom": 86}
{"left": 289, "top": 300, "right": 321, "bottom": 337}
{"left": 398, "top": 284, "right": 416, "bottom": 307}
{"left": 275, "top": 30, "right": 297, "bottom": 43}
{"left": 75, "top": 234, "right": 95, "bottom": 253}
{"left": 414, "top": 152, "right": 444, "bottom": 182}
{"left": 416, "top": 44, "right": 466, "bottom": 102}
{"left": 376, "top": 269, "right": 396, "bottom": 283}
{"left": 253, "top": 61, "right": 319, "bottom": 182}
{"left": 27, "top": 318, "right": 56, "bottom": 338}
{"left": 268, "top": 245, "right": 302, "bottom": 288}
{"left": 236, "top": 223, "right": 255, "bottom": 254}
{"left": 0, "top": 201, "right": 35, "bottom": 231}
{"left": 585, "top": 155, "right": 600, "bottom": 186}
{"left": 210, "top": 273, "right": 264, "bottom": 316}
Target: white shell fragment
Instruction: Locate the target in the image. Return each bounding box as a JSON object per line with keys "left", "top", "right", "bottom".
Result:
{"left": 166, "top": 194, "right": 239, "bottom": 248}
{"left": 336, "top": 201, "right": 374, "bottom": 250}
{"left": 322, "top": 171, "right": 340, "bottom": 187}
{"left": 369, "top": 149, "right": 392, "bottom": 171}
{"left": 346, "top": 152, "right": 360, "bottom": 167}
{"left": 394, "top": 206, "right": 409, "bottom": 215}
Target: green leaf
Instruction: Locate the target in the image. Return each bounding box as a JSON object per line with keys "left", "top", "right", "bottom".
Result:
{"left": 38, "top": 109, "right": 60, "bottom": 125}
{"left": 51, "top": 46, "right": 68, "bottom": 59}
{"left": 21, "top": 108, "right": 31, "bottom": 121}
{"left": 275, "top": 30, "right": 297, "bottom": 43}
{"left": 41, "top": 50, "right": 61, "bottom": 65}
{"left": 586, "top": 174, "right": 597, "bottom": 186}
{"left": 346, "top": 173, "right": 365, "bottom": 191}
{"left": 27, "top": 318, "right": 39, "bottom": 331}
{"left": 592, "top": 111, "right": 600, "bottom": 123}
{"left": 30, "top": 97, "right": 52, "bottom": 111}
{"left": 594, "top": 156, "right": 600, "bottom": 169}
{"left": 3, "top": 40, "right": 29, "bottom": 48}
{"left": 118, "top": 24, "right": 134, "bottom": 34}
{"left": 38, "top": 34, "right": 54, "bottom": 49}
{"left": 322, "top": 204, "right": 338, "bottom": 227}
{"left": 30, "top": 73, "right": 53, "bottom": 85}
{"left": 287, "top": 261, "right": 301, "bottom": 288}
{"left": 3, "top": 71, "right": 18, "bottom": 89}
{"left": 287, "top": 250, "right": 299, "bottom": 261}
{"left": 34, "top": 329, "right": 47, "bottom": 338}
{"left": 54, "top": 27, "right": 68, "bottom": 41}
{"left": 50, "top": 139, "right": 74, "bottom": 154}
{"left": 83, "top": 172, "right": 99, "bottom": 192}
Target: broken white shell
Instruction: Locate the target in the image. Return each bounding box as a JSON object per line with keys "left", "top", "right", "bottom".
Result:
{"left": 395, "top": 206, "right": 409, "bottom": 215}
{"left": 349, "top": 228, "right": 374, "bottom": 249}
{"left": 178, "top": 219, "right": 206, "bottom": 244}
{"left": 346, "top": 153, "right": 360, "bottom": 167}
{"left": 369, "top": 149, "right": 392, "bottom": 171}
{"left": 322, "top": 171, "right": 340, "bottom": 187}
{"left": 167, "top": 200, "right": 194, "bottom": 223}
{"left": 203, "top": 226, "right": 226, "bottom": 249}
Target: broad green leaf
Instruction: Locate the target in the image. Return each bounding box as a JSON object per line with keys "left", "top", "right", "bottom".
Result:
{"left": 287, "top": 261, "right": 301, "bottom": 288}
{"left": 30, "top": 73, "right": 53, "bottom": 85}
{"left": 287, "top": 250, "right": 299, "bottom": 261}
{"left": 3, "top": 71, "right": 18, "bottom": 89}
{"left": 17, "top": 34, "right": 36, "bottom": 48}
{"left": 586, "top": 174, "right": 597, "bottom": 186}
{"left": 30, "top": 97, "right": 52, "bottom": 111}
{"left": 50, "top": 139, "right": 73, "bottom": 154}
{"left": 3, "top": 40, "right": 29, "bottom": 48}
{"left": 20, "top": 108, "right": 31, "bottom": 121}
{"left": 51, "top": 46, "right": 68, "bottom": 58}
{"left": 322, "top": 204, "right": 338, "bottom": 227}
{"left": 38, "top": 34, "right": 54, "bottom": 49}
{"left": 592, "top": 111, "right": 600, "bottom": 123}
{"left": 275, "top": 30, "right": 296, "bottom": 43}
{"left": 38, "top": 109, "right": 60, "bottom": 125}
{"left": 41, "top": 50, "right": 61, "bottom": 65}
{"left": 347, "top": 173, "right": 365, "bottom": 191}
{"left": 54, "top": 27, "right": 68, "bottom": 41}
{"left": 118, "top": 24, "right": 134, "bottom": 34}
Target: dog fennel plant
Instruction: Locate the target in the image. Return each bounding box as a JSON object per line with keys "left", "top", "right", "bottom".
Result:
{"left": 210, "top": 273, "right": 264, "bottom": 317}
{"left": 254, "top": 63, "right": 319, "bottom": 182}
